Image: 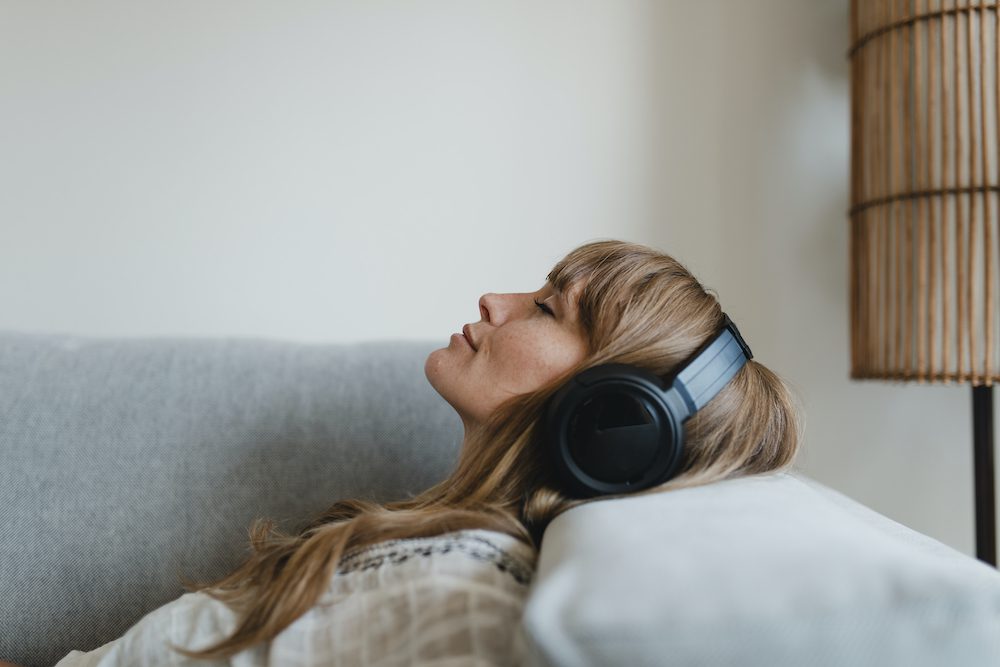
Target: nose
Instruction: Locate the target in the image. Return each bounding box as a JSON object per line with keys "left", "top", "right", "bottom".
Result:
{"left": 479, "top": 292, "right": 532, "bottom": 324}
{"left": 479, "top": 293, "right": 494, "bottom": 322}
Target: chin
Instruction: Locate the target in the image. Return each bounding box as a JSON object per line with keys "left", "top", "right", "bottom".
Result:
{"left": 423, "top": 349, "right": 451, "bottom": 392}
{"left": 423, "top": 350, "right": 439, "bottom": 383}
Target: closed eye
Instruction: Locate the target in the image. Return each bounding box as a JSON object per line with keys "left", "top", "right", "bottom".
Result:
{"left": 534, "top": 298, "right": 554, "bottom": 316}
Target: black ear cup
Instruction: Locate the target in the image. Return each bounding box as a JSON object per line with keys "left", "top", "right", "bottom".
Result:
{"left": 542, "top": 314, "right": 753, "bottom": 499}
{"left": 543, "top": 363, "right": 685, "bottom": 498}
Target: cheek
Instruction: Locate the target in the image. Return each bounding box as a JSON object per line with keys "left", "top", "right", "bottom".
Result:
{"left": 496, "top": 334, "right": 582, "bottom": 387}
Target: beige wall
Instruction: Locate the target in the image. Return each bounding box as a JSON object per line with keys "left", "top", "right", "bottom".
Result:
{"left": 3, "top": 0, "right": 990, "bottom": 558}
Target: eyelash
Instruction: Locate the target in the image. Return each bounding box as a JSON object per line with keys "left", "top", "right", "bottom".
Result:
{"left": 534, "top": 298, "right": 554, "bottom": 316}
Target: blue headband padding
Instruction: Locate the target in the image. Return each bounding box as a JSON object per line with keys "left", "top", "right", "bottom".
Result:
{"left": 672, "top": 316, "right": 752, "bottom": 416}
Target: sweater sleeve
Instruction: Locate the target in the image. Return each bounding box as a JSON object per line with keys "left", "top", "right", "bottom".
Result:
{"left": 52, "top": 591, "right": 249, "bottom": 667}
{"left": 52, "top": 638, "right": 121, "bottom": 667}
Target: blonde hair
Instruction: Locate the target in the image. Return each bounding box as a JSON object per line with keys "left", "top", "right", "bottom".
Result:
{"left": 169, "top": 239, "right": 803, "bottom": 660}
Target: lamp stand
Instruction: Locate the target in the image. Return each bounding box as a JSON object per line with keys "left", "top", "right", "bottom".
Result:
{"left": 972, "top": 386, "right": 997, "bottom": 567}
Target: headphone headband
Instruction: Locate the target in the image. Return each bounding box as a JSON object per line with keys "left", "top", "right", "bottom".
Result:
{"left": 672, "top": 314, "right": 753, "bottom": 418}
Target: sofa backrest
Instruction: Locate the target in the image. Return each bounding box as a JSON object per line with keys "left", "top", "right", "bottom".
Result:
{"left": 6, "top": 331, "right": 1000, "bottom": 667}
{"left": 0, "top": 332, "right": 463, "bottom": 667}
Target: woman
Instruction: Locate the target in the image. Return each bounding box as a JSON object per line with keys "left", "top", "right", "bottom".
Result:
{"left": 42, "top": 239, "right": 801, "bottom": 666}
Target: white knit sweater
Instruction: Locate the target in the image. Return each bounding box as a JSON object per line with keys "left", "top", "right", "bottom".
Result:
{"left": 53, "top": 529, "right": 537, "bottom": 667}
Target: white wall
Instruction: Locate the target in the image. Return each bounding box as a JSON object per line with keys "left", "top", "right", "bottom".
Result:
{"left": 2, "top": 0, "right": 661, "bottom": 343}
{"left": 3, "top": 0, "right": 992, "bottom": 559}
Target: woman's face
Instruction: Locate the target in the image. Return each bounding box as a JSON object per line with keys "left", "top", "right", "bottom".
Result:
{"left": 425, "top": 280, "right": 589, "bottom": 432}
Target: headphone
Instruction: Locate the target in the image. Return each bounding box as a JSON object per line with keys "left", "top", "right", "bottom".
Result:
{"left": 542, "top": 313, "right": 753, "bottom": 498}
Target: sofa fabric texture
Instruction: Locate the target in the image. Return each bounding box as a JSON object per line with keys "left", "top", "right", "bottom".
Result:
{"left": 0, "top": 332, "right": 462, "bottom": 667}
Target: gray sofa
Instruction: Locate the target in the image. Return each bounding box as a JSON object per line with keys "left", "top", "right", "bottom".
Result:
{"left": 2, "top": 331, "right": 1000, "bottom": 667}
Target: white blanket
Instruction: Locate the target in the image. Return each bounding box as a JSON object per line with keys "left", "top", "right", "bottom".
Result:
{"left": 54, "top": 529, "right": 537, "bottom": 666}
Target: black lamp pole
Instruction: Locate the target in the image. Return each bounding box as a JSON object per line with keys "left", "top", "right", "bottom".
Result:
{"left": 972, "top": 385, "right": 997, "bottom": 567}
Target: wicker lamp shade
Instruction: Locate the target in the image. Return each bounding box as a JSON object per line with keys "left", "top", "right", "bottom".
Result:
{"left": 849, "top": 0, "right": 1000, "bottom": 385}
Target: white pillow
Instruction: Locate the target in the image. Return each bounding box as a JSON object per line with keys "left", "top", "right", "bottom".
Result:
{"left": 519, "top": 470, "right": 1000, "bottom": 667}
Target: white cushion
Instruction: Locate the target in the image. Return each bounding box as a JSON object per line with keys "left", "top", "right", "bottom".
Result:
{"left": 519, "top": 470, "right": 1000, "bottom": 666}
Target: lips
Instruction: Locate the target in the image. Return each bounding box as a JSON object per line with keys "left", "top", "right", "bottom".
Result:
{"left": 462, "top": 324, "right": 478, "bottom": 351}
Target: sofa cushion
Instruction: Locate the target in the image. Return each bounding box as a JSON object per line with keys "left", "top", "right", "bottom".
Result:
{"left": 518, "top": 470, "right": 1000, "bottom": 667}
